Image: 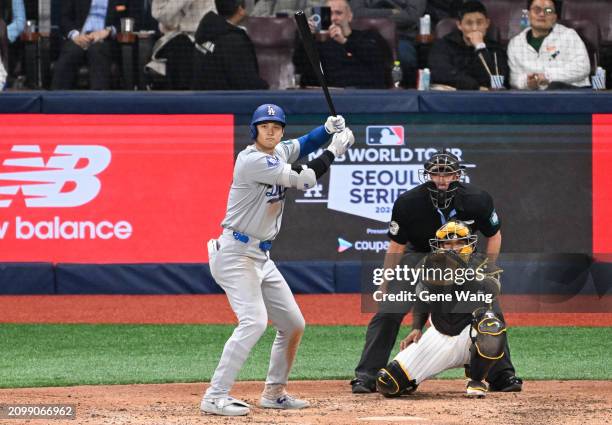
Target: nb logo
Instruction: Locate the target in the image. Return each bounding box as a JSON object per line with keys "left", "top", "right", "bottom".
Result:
{"left": 267, "top": 106, "right": 276, "bottom": 116}
{"left": 0, "top": 145, "right": 111, "bottom": 207}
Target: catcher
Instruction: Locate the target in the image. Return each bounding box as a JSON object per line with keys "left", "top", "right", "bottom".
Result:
{"left": 376, "top": 220, "right": 508, "bottom": 398}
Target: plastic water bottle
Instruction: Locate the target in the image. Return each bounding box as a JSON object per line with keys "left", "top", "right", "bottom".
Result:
{"left": 417, "top": 68, "right": 430, "bottom": 90}
{"left": 520, "top": 9, "right": 529, "bottom": 30}
{"left": 392, "top": 60, "right": 403, "bottom": 88}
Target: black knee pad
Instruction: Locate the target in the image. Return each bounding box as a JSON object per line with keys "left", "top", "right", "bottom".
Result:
{"left": 375, "top": 360, "right": 417, "bottom": 398}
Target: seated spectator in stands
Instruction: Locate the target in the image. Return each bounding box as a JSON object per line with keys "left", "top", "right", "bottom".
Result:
{"left": 250, "top": 0, "right": 323, "bottom": 17}
{"left": 2, "top": 0, "right": 25, "bottom": 43}
{"left": 151, "top": 0, "right": 215, "bottom": 89}
{"left": 507, "top": 0, "right": 590, "bottom": 90}
{"left": 0, "top": 0, "right": 24, "bottom": 88}
{"left": 191, "top": 0, "right": 268, "bottom": 90}
{"left": 351, "top": 0, "right": 426, "bottom": 87}
{"left": 428, "top": 1, "right": 508, "bottom": 90}
{"left": 293, "top": 0, "right": 391, "bottom": 88}
{"left": 0, "top": 59, "right": 6, "bottom": 89}
{"left": 51, "top": 0, "right": 121, "bottom": 90}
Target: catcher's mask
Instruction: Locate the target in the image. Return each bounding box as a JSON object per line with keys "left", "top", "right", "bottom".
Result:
{"left": 419, "top": 152, "right": 464, "bottom": 209}
{"left": 429, "top": 220, "right": 477, "bottom": 256}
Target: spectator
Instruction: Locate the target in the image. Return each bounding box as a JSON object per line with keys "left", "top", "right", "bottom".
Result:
{"left": 0, "top": 59, "right": 6, "bottom": 90}
{"left": 1, "top": 0, "right": 24, "bottom": 88}
{"left": 191, "top": 0, "right": 268, "bottom": 89}
{"left": 151, "top": 0, "right": 215, "bottom": 89}
{"left": 51, "top": 0, "right": 121, "bottom": 90}
{"left": 293, "top": 0, "right": 391, "bottom": 88}
{"left": 3, "top": 0, "right": 25, "bottom": 43}
{"left": 428, "top": 1, "right": 508, "bottom": 90}
{"left": 507, "top": 0, "right": 590, "bottom": 90}
{"left": 250, "top": 0, "right": 323, "bottom": 17}
{"left": 351, "top": 0, "right": 426, "bottom": 87}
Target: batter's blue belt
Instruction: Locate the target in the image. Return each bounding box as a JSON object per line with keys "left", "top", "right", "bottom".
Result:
{"left": 232, "top": 231, "right": 273, "bottom": 252}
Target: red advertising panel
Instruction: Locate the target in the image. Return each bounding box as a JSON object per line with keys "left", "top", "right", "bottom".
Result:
{"left": 0, "top": 115, "right": 234, "bottom": 263}
{"left": 592, "top": 114, "right": 612, "bottom": 254}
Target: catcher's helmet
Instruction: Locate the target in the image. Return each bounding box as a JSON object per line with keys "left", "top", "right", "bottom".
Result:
{"left": 419, "top": 152, "right": 464, "bottom": 209}
{"left": 249, "top": 104, "right": 286, "bottom": 139}
{"left": 429, "top": 220, "right": 477, "bottom": 255}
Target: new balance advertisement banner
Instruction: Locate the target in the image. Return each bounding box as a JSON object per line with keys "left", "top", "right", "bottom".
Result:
{"left": 0, "top": 115, "right": 234, "bottom": 263}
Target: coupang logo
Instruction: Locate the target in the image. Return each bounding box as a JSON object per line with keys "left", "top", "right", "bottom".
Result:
{"left": 0, "top": 145, "right": 132, "bottom": 240}
{"left": 337, "top": 237, "right": 389, "bottom": 253}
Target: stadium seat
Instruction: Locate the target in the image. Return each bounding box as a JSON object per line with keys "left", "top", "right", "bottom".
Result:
{"left": 351, "top": 17, "right": 397, "bottom": 61}
{"left": 480, "top": 0, "right": 525, "bottom": 45}
{"left": 351, "top": 17, "right": 396, "bottom": 88}
{"left": 562, "top": 0, "right": 612, "bottom": 45}
{"left": 243, "top": 17, "right": 297, "bottom": 89}
{"left": 560, "top": 19, "right": 601, "bottom": 73}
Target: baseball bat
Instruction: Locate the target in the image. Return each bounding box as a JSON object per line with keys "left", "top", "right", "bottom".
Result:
{"left": 294, "top": 10, "right": 337, "bottom": 116}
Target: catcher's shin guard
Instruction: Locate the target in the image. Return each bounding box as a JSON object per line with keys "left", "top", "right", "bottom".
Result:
{"left": 469, "top": 309, "right": 507, "bottom": 382}
{"left": 375, "top": 360, "right": 417, "bottom": 398}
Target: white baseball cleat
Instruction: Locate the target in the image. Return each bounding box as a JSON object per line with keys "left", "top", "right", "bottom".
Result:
{"left": 200, "top": 396, "right": 250, "bottom": 416}
{"left": 465, "top": 380, "right": 487, "bottom": 398}
{"left": 259, "top": 394, "right": 310, "bottom": 409}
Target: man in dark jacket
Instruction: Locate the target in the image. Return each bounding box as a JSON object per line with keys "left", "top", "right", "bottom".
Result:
{"left": 191, "top": 0, "right": 268, "bottom": 90}
{"left": 51, "top": 0, "right": 122, "bottom": 89}
{"left": 293, "top": 0, "right": 391, "bottom": 89}
{"left": 428, "top": 0, "right": 509, "bottom": 90}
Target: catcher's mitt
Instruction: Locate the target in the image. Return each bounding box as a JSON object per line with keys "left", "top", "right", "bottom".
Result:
{"left": 422, "top": 250, "right": 469, "bottom": 287}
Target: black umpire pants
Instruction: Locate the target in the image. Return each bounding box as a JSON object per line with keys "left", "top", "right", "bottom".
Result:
{"left": 51, "top": 39, "right": 113, "bottom": 90}
{"left": 354, "top": 310, "right": 517, "bottom": 387}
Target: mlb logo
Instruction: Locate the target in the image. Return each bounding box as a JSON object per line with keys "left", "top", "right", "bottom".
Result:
{"left": 366, "top": 126, "right": 405, "bottom": 146}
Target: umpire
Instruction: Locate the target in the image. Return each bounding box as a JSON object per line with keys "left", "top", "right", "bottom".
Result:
{"left": 351, "top": 152, "right": 523, "bottom": 393}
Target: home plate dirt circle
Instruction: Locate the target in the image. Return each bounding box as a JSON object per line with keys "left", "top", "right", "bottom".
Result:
{"left": 1, "top": 380, "right": 611, "bottom": 425}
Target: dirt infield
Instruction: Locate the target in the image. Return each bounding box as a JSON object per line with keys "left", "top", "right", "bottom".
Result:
{"left": 1, "top": 294, "right": 611, "bottom": 326}
{"left": 1, "top": 380, "right": 611, "bottom": 425}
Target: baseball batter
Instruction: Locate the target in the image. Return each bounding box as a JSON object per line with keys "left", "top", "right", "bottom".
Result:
{"left": 376, "top": 220, "right": 507, "bottom": 398}
{"left": 201, "top": 104, "right": 355, "bottom": 416}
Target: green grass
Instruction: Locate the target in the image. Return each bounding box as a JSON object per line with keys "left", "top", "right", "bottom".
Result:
{"left": 0, "top": 324, "right": 610, "bottom": 388}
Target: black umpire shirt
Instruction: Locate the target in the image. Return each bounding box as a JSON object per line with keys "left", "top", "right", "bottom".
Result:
{"left": 387, "top": 182, "right": 501, "bottom": 252}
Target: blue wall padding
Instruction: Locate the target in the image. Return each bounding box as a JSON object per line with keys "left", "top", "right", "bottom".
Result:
{"left": 277, "top": 261, "right": 335, "bottom": 293}
{"left": 591, "top": 261, "right": 612, "bottom": 296}
{"left": 0, "top": 258, "right": 608, "bottom": 295}
{"left": 0, "top": 262, "right": 55, "bottom": 294}
{"left": 55, "top": 263, "right": 222, "bottom": 294}
{"left": 40, "top": 90, "right": 420, "bottom": 114}
{"left": 334, "top": 261, "right": 362, "bottom": 293}
{"left": 0, "top": 93, "right": 40, "bottom": 113}
{"left": 418, "top": 91, "right": 612, "bottom": 113}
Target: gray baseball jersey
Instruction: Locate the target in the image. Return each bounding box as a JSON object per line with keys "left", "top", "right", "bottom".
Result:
{"left": 221, "top": 139, "right": 301, "bottom": 241}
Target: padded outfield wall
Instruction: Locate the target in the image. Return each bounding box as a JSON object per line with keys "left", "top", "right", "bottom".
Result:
{"left": 0, "top": 90, "right": 610, "bottom": 306}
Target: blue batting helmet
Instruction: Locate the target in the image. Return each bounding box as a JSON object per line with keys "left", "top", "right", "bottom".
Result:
{"left": 249, "top": 104, "right": 286, "bottom": 139}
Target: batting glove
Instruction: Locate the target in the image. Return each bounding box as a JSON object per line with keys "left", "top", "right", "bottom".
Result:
{"left": 324, "top": 115, "right": 346, "bottom": 134}
{"left": 327, "top": 128, "right": 354, "bottom": 157}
